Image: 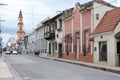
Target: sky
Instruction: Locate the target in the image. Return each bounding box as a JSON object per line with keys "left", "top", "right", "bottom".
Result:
{"left": 0, "top": 0, "right": 120, "bottom": 46}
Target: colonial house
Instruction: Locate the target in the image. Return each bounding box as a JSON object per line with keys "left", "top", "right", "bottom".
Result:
{"left": 44, "top": 13, "right": 63, "bottom": 58}
{"left": 54, "top": 13, "right": 63, "bottom": 58}
{"left": 63, "top": 0, "right": 115, "bottom": 62}
{"left": 93, "top": 8, "right": 120, "bottom": 66}
{"left": 36, "top": 21, "right": 48, "bottom": 57}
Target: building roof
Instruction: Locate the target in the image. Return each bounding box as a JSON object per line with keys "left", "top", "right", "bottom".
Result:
{"left": 115, "top": 31, "right": 120, "bottom": 38}
{"left": 93, "top": 8, "right": 120, "bottom": 34}
{"left": 80, "top": 0, "right": 116, "bottom": 11}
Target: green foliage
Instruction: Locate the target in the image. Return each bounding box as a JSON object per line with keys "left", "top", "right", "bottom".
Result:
{"left": 2, "top": 47, "right": 6, "bottom": 51}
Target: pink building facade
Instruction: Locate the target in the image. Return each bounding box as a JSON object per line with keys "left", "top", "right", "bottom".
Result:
{"left": 63, "top": 0, "right": 115, "bottom": 63}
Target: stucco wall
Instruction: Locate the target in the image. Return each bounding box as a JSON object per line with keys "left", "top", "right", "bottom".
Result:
{"left": 28, "top": 31, "right": 36, "bottom": 54}
{"left": 36, "top": 25, "right": 48, "bottom": 57}
{"left": 114, "top": 22, "right": 120, "bottom": 66}
{"left": 94, "top": 32, "right": 116, "bottom": 66}
{"left": 93, "top": 2, "right": 114, "bottom": 30}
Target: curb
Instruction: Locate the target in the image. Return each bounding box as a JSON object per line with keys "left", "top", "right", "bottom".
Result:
{"left": 38, "top": 56, "right": 120, "bottom": 74}
{"left": 0, "top": 56, "right": 14, "bottom": 80}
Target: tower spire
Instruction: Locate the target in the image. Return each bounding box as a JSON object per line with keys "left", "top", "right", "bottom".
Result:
{"left": 17, "top": 10, "right": 25, "bottom": 40}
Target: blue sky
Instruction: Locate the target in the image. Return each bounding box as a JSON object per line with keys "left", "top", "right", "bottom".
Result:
{"left": 0, "top": 0, "right": 119, "bottom": 46}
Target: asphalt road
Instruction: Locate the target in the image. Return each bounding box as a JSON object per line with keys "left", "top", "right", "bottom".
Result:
{"left": 5, "top": 55, "right": 120, "bottom": 80}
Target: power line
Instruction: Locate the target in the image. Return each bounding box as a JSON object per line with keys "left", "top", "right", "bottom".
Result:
{"left": 0, "top": 0, "right": 117, "bottom": 17}
{"left": 0, "top": 7, "right": 42, "bottom": 16}
{"left": 93, "top": 0, "right": 117, "bottom": 9}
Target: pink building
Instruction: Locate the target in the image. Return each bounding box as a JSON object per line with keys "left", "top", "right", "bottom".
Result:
{"left": 63, "top": 0, "right": 115, "bottom": 63}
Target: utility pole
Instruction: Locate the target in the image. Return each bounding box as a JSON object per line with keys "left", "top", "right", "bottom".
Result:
{"left": 0, "top": 3, "right": 7, "bottom": 56}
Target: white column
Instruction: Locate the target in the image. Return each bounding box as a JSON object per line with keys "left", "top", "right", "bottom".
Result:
{"left": 72, "top": 18, "right": 74, "bottom": 53}
{"left": 91, "top": 10, "right": 93, "bottom": 54}
{"left": 63, "top": 20, "right": 65, "bottom": 53}
{"left": 80, "top": 13, "right": 82, "bottom": 53}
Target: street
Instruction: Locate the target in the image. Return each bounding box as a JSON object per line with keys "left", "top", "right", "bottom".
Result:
{"left": 5, "top": 55, "right": 120, "bottom": 80}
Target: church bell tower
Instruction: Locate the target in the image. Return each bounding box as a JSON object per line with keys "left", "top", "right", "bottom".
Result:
{"left": 17, "top": 10, "right": 25, "bottom": 40}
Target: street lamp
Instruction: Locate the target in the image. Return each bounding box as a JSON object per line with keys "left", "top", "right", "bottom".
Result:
{"left": 0, "top": 3, "right": 7, "bottom": 56}
{"left": 0, "top": 3, "right": 7, "bottom": 33}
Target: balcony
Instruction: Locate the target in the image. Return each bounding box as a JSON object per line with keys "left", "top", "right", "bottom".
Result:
{"left": 44, "top": 30, "right": 55, "bottom": 40}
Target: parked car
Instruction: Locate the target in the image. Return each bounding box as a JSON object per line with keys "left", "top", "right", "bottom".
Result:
{"left": 6, "top": 51, "right": 10, "bottom": 55}
{"left": 12, "top": 51, "right": 17, "bottom": 55}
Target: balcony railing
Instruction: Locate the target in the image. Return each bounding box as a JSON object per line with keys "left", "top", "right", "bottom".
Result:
{"left": 44, "top": 30, "right": 55, "bottom": 40}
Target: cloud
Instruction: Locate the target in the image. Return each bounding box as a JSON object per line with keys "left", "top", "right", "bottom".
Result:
{"left": 0, "top": 0, "right": 119, "bottom": 47}
{"left": 1, "top": 0, "right": 56, "bottom": 34}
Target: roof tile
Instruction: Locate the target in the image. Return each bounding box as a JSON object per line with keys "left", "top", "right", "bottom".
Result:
{"left": 93, "top": 8, "right": 120, "bottom": 34}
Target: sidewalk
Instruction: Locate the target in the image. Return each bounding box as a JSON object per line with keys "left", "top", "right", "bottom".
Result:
{"left": 0, "top": 55, "right": 14, "bottom": 80}
{"left": 39, "top": 56, "right": 120, "bottom": 74}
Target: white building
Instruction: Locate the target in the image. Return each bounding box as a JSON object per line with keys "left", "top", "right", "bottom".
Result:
{"left": 28, "top": 31, "right": 36, "bottom": 55}
{"left": 54, "top": 14, "right": 63, "bottom": 58}
{"left": 93, "top": 8, "right": 120, "bottom": 66}
{"left": 43, "top": 13, "right": 63, "bottom": 58}
{"left": 36, "top": 21, "right": 48, "bottom": 57}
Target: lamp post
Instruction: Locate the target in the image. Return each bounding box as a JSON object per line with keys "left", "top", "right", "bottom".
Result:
{"left": 0, "top": 3, "right": 7, "bottom": 56}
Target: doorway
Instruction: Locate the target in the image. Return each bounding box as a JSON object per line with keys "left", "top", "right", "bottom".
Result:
{"left": 117, "top": 42, "right": 120, "bottom": 66}
{"left": 58, "top": 44, "right": 62, "bottom": 58}
{"left": 99, "top": 41, "right": 107, "bottom": 61}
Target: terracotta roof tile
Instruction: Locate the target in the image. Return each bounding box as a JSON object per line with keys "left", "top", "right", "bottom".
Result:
{"left": 93, "top": 8, "right": 120, "bottom": 34}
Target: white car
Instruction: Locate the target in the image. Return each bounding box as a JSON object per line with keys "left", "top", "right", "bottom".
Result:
{"left": 12, "top": 51, "right": 17, "bottom": 55}
{"left": 6, "top": 51, "right": 10, "bottom": 55}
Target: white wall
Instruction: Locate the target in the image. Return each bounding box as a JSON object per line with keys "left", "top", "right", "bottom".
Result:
{"left": 55, "top": 16, "right": 63, "bottom": 43}
{"left": 36, "top": 24, "right": 48, "bottom": 57}
{"left": 113, "top": 22, "right": 120, "bottom": 66}
{"left": 93, "top": 2, "right": 114, "bottom": 30}
{"left": 94, "top": 32, "right": 116, "bottom": 66}
{"left": 55, "top": 16, "right": 63, "bottom": 53}
{"left": 28, "top": 31, "right": 36, "bottom": 54}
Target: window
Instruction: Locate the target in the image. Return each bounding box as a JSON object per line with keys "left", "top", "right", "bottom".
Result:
{"left": 55, "top": 42, "right": 57, "bottom": 50}
{"left": 51, "top": 24, "right": 54, "bottom": 31}
{"left": 65, "top": 44, "right": 69, "bottom": 56}
{"left": 59, "top": 19, "right": 62, "bottom": 28}
{"left": 45, "top": 49, "right": 46, "bottom": 53}
{"left": 83, "top": 30, "right": 89, "bottom": 56}
{"left": 45, "top": 25, "right": 49, "bottom": 33}
{"left": 49, "top": 43, "right": 51, "bottom": 54}
{"left": 99, "top": 41, "right": 107, "bottom": 61}
{"left": 117, "top": 42, "right": 120, "bottom": 54}
{"left": 96, "top": 14, "right": 99, "bottom": 20}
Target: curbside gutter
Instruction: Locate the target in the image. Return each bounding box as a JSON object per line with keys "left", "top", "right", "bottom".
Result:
{"left": 38, "top": 56, "right": 120, "bottom": 74}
